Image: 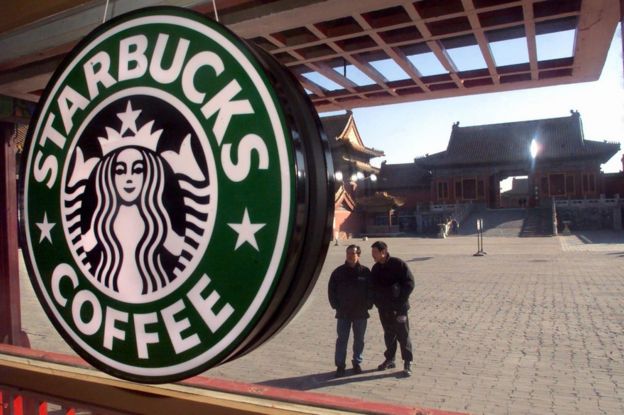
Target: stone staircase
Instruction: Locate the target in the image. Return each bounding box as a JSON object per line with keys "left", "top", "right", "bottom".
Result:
{"left": 457, "top": 208, "right": 525, "bottom": 237}
{"left": 520, "top": 207, "right": 554, "bottom": 237}
{"left": 455, "top": 207, "right": 553, "bottom": 237}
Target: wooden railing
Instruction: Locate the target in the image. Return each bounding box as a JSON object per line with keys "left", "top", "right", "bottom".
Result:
{"left": 0, "top": 344, "right": 465, "bottom": 415}
{"left": 0, "top": 345, "right": 359, "bottom": 415}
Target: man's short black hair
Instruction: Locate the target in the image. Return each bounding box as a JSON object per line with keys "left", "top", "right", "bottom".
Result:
{"left": 371, "top": 241, "right": 387, "bottom": 251}
{"left": 346, "top": 244, "right": 361, "bottom": 255}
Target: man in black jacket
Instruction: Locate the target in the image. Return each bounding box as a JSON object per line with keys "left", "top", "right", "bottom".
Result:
{"left": 328, "top": 244, "right": 372, "bottom": 377}
{"left": 370, "top": 240, "right": 415, "bottom": 377}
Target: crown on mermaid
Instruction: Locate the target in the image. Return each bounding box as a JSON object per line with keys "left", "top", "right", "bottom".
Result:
{"left": 98, "top": 101, "right": 162, "bottom": 156}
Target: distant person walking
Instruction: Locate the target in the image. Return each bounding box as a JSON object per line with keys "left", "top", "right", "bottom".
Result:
{"left": 451, "top": 218, "right": 459, "bottom": 235}
{"left": 328, "top": 244, "right": 372, "bottom": 377}
{"left": 370, "top": 241, "right": 415, "bottom": 377}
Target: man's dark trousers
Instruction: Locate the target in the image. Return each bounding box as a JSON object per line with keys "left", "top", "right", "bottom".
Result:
{"left": 378, "top": 309, "right": 413, "bottom": 362}
{"left": 335, "top": 318, "right": 367, "bottom": 368}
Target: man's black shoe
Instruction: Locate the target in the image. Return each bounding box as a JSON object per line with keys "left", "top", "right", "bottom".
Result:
{"left": 377, "top": 359, "right": 396, "bottom": 370}
{"left": 403, "top": 361, "right": 412, "bottom": 377}
{"left": 335, "top": 366, "right": 346, "bottom": 378}
{"left": 352, "top": 362, "right": 362, "bottom": 374}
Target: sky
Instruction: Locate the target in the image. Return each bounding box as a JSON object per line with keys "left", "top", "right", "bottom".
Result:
{"left": 322, "top": 25, "right": 624, "bottom": 178}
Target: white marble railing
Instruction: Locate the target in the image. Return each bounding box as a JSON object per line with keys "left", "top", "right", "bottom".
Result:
{"left": 430, "top": 202, "right": 473, "bottom": 221}
{"left": 555, "top": 197, "right": 621, "bottom": 207}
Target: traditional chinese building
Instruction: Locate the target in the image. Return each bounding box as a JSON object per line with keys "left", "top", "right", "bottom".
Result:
{"left": 321, "top": 111, "right": 384, "bottom": 239}
{"left": 416, "top": 111, "right": 620, "bottom": 208}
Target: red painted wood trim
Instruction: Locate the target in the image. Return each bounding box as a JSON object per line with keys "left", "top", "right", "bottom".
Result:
{"left": 0, "top": 344, "right": 469, "bottom": 415}
{"left": 12, "top": 394, "right": 23, "bottom": 415}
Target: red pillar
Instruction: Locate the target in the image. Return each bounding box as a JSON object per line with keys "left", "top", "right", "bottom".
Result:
{"left": 0, "top": 122, "right": 28, "bottom": 346}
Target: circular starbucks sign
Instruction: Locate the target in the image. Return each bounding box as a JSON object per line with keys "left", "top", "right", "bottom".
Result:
{"left": 20, "top": 7, "right": 333, "bottom": 383}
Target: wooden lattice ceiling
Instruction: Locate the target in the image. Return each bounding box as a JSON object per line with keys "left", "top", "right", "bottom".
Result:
{"left": 0, "top": 0, "right": 619, "bottom": 112}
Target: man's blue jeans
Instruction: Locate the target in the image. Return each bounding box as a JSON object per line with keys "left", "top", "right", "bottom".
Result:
{"left": 335, "top": 318, "right": 367, "bottom": 368}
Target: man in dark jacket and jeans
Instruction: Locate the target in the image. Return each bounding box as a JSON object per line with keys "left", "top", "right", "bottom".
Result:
{"left": 328, "top": 244, "right": 372, "bottom": 377}
{"left": 370, "top": 240, "right": 415, "bottom": 377}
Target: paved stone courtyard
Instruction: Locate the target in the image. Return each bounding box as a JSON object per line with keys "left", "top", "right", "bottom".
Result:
{"left": 19, "top": 232, "right": 624, "bottom": 414}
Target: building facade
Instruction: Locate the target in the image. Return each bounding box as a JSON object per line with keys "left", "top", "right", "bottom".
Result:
{"left": 366, "top": 111, "right": 621, "bottom": 235}
{"left": 416, "top": 111, "right": 619, "bottom": 209}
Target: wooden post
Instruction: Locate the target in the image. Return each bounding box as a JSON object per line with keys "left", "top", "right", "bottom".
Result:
{"left": 0, "top": 122, "right": 28, "bottom": 346}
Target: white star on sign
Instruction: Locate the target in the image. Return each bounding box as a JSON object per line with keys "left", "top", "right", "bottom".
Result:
{"left": 228, "top": 208, "right": 266, "bottom": 251}
{"left": 117, "top": 100, "right": 141, "bottom": 135}
{"left": 36, "top": 212, "right": 55, "bottom": 244}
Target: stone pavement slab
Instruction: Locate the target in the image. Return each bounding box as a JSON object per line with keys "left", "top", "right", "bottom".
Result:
{"left": 18, "top": 232, "right": 624, "bottom": 414}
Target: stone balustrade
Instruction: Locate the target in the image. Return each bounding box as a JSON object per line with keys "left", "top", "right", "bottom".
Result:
{"left": 554, "top": 196, "right": 621, "bottom": 207}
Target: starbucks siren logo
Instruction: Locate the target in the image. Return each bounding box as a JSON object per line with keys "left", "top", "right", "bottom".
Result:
{"left": 21, "top": 8, "right": 299, "bottom": 382}
{"left": 63, "top": 97, "right": 215, "bottom": 303}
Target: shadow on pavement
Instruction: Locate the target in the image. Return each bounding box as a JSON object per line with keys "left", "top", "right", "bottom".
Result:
{"left": 257, "top": 368, "right": 404, "bottom": 390}
{"left": 406, "top": 256, "right": 433, "bottom": 262}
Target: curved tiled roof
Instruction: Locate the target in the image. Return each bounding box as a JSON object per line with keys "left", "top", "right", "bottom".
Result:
{"left": 418, "top": 113, "right": 619, "bottom": 168}
{"left": 321, "top": 113, "right": 351, "bottom": 144}
{"left": 378, "top": 162, "right": 431, "bottom": 189}
{"left": 320, "top": 111, "right": 384, "bottom": 157}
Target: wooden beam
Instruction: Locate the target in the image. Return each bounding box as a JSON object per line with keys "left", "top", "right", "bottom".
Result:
{"left": 0, "top": 0, "right": 89, "bottom": 35}
{"left": 574, "top": 0, "right": 620, "bottom": 81}
{"left": 0, "top": 123, "right": 28, "bottom": 346}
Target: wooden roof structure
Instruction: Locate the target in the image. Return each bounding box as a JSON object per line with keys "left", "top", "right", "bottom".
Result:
{"left": 334, "top": 184, "right": 356, "bottom": 209}
{"left": 321, "top": 111, "right": 384, "bottom": 177}
{"left": 417, "top": 111, "right": 620, "bottom": 168}
{"left": 0, "top": 0, "right": 619, "bottom": 113}
{"left": 355, "top": 192, "right": 405, "bottom": 212}
{"left": 377, "top": 162, "right": 431, "bottom": 189}
{"left": 321, "top": 111, "right": 384, "bottom": 157}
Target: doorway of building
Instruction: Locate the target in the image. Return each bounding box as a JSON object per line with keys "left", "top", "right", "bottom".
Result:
{"left": 500, "top": 176, "right": 529, "bottom": 208}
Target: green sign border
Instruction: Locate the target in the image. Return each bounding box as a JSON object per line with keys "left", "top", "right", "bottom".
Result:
{"left": 20, "top": 6, "right": 307, "bottom": 383}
